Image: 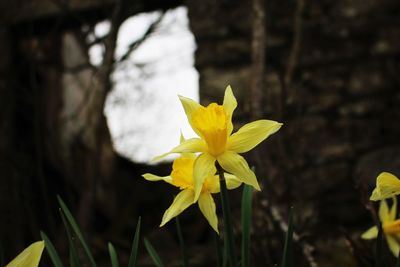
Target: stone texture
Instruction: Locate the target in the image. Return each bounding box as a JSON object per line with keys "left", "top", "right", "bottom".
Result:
{"left": 187, "top": 0, "right": 400, "bottom": 265}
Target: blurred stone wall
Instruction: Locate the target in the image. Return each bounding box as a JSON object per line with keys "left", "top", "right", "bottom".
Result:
{"left": 186, "top": 0, "right": 400, "bottom": 266}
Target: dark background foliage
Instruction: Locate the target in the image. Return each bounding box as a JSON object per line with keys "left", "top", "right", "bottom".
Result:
{"left": 1, "top": 0, "right": 400, "bottom": 266}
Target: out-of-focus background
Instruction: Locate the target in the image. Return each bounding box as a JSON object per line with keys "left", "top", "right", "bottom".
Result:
{"left": 1, "top": 0, "right": 400, "bottom": 266}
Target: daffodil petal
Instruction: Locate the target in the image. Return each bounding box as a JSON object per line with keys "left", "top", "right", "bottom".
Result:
{"left": 379, "top": 199, "right": 390, "bottom": 222}
{"left": 228, "top": 120, "right": 282, "bottom": 153}
{"left": 179, "top": 95, "right": 204, "bottom": 137}
{"left": 207, "top": 173, "right": 242, "bottom": 193}
{"left": 386, "top": 235, "right": 400, "bottom": 257}
{"left": 390, "top": 197, "right": 398, "bottom": 221}
{"left": 361, "top": 226, "right": 378, "bottom": 239}
{"left": 160, "top": 189, "right": 194, "bottom": 227}
{"left": 142, "top": 174, "right": 173, "bottom": 185}
{"left": 198, "top": 192, "right": 219, "bottom": 233}
{"left": 225, "top": 173, "right": 242, "bottom": 190}
{"left": 223, "top": 85, "right": 237, "bottom": 135}
{"left": 206, "top": 175, "right": 220, "bottom": 194}
{"left": 370, "top": 188, "right": 382, "bottom": 201}
{"left": 180, "top": 131, "right": 186, "bottom": 143}
{"left": 152, "top": 138, "right": 206, "bottom": 161}
{"left": 370, "top": 172, "right": 400, "bottom": 201}
{"left": 193, "top": 153, "right": 216, "bottom": 202}
{"left": 217, "top": 151, "right": 261, "bottom": 191}
{"left": 6, "top": 241, "right": 45, "bottom": 267}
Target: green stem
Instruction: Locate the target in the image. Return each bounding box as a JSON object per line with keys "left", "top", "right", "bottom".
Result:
{"left": 281, "top": 207, "right": 294, "bottom": 267}
{"left": 216, "top": 162, "right": 238, "bottom": 267}
{"left": 241, "top": 185, "right": 253, "bottom": 267}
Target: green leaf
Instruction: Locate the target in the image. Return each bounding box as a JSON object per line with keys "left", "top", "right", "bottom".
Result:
{"left": 144, "top": 238, "right": 165, "bottom": 267}
{"left": 241, "top": 184, "right": 253, "bottom": 267}
{"left": 57, "top": 195, "right": 96, "bottom": 267}
{"left": 108, "top": 243, "right": 119, "bottom": 267}
{"left": 60, "top": 210, "right": 81, "bottom": 267}
{"left": 70, "top": 249, "right": 79, "bottom": 267}
{"left": 281, "top": 207, "right": 294, "bottom": 267}
{"left": 175, "top": 216, "right": 189, "bottom": 267}
{"left": 375, "top": 222, "right": 383, "bottom": 267}
{"left": 128, "top": 217, "right": 141, "bottom": 267}
{"left": 40, "top": 231, "right": 64, "bottom": 267}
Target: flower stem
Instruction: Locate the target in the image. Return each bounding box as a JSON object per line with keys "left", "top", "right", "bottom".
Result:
{"left": 241, "top": 184, "right": 254, "bottom": 267}
{"left": 216, "top": 162, "right": 238, "bottom": 267}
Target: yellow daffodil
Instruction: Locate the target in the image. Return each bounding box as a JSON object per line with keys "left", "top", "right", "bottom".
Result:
{"left": 154, "top": 85, "right": 282, "bottom": 201}
{"left": 362, "top": 198, "right": 400, "bottom": 256}
{"left": 370, "top": 172, "right": 400, "bottom": 201}
{"left": 143, "top": 154, "right": 241, "bottom": 233}
{"left": 6, "top": 240, "right": 45, "bottom": 267}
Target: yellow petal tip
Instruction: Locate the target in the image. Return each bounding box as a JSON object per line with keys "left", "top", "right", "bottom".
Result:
{"left": 193, "top": 190, "right": 201, "bottom": 203}
{"left": 160, "top": 220, "right": 167, "bottom": 227}
{"left": 151, "top": 156, "right": 161, "bottom": 162}
{"left": 369, "top": 193, "right": 380, "bottom": 201}
{"left": 273, "top": 122, "right": 283, "bottom": 131}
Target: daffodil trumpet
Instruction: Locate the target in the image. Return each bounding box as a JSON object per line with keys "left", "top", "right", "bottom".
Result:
{"left": 362, "top": 198, "right": 400, "bottom": 257}
{"left": 153, "top": 85, "right": 282, "bottom": 202}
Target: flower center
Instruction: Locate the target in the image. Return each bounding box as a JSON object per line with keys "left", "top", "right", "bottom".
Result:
{"left": 191, "top": 103, "right": 228, "bottom": 156}
{"left": 171, "top": 157, "right": 195, "bottom": 189}
{"left": 383, "top": 220, "right": 400, "bottom": 235}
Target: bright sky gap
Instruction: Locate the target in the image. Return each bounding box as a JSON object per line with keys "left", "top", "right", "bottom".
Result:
{"left": 89, "top": 6, "right": 199, "bottom": 163}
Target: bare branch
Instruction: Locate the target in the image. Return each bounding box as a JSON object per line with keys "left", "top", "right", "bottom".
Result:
{"left": 117, "top": 12, "right": 165, "bottom": 63}
{"left": 76, "top": 0, "right": 125, "bottom": 234}
{"left": 284, "top": 0, "right": 305, "bottom": 90}
{"left": 250, "top": 0, "right": 266, "bottom": 120}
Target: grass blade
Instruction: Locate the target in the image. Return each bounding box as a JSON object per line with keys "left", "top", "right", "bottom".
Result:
{"left": 57, "top": 195, "right": 96, "bottom": 267}
{"left": 375, "top": 222, "right": 383, "bottom": 267}
{"left": 397, "top": 247, "right": 400, "bottom": 267}
{"left": 108, "top": 243, "right": 119, "bottom": 267}
{"left": 70, "top": 249, "right": 79, "bottom": 267}
{"left": 175, "top": 216, "right": 189, "bottom": 267}
{"left": 60, "top": 210, "right": 81, "bottom": 267}
{"left": 281, "top": 207, "right": 294, "bottom": 267}
{"left": 144, "top": 238, "right": 165, "bottom": 267}
{"left": 40, "top": 231, "right": 64, "bottom": 267}
{"left": 128, "top": 217, "right": 141, "bottom": 267}
{"left": 241, "top": 184, "right": 253, "bottom": 267}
